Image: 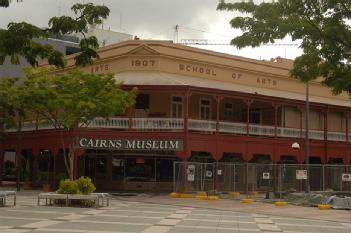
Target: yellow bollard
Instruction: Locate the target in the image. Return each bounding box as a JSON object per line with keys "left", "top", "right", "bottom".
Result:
{"left": 170, "top": 192, "right": 180, "bottom": 198}
{"left": 274, "top": 201, "right": 288, "bottom": 206}
{"left": 179, "top": 193, "right": 193, "bottom": 198}
{"left": 240, "top": 198, "right": 254, "bottom": 203}
{"left": 318, "top": 204, "right": 331, "bottom": 210}
{"left": 195, "top": 195, "right": 208, "bottom": 200}
{"left": 207, "top": 195, "right": 219, "bottom": 200}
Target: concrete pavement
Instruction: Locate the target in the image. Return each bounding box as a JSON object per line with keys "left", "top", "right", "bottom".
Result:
{"left": 0, "top": 190, "right": 349, "bottom": 233}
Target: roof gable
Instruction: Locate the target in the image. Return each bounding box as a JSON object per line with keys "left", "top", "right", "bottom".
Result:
{"left": 126, "top": 44, "right": 160, "bottom": 55}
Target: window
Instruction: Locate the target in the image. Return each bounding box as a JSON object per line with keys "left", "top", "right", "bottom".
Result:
{"left": 95, "top": 158, "right": 107, "bottom": 179}
{"left": 135, "top": 94, "right": 149, "bottom": 109}
{"left": 171, "top": 96, "right": 183, "bottom": 118}
{"left": 156, "top": 159, "right": 175, "bottom": 181}
{"left": 125, "top": 158, "right": 155, "bottom": 181}
{"left": 224, "top": 103, "right": 234, "bottom": 121}
{"left": 250, "top": 109, "right": 261, "bottom": 124}
{"left": 112, "top": 157, "right": 124, "bottom": 180}
{"left": 65, "top": 46, "right": 81, "bottom": 55}
{"left": 200, "top": 98, "right": 211, "bottom": 120}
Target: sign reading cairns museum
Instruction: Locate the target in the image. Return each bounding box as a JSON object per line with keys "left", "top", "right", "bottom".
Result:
{"left": 79, "top": 137, "right": 183, "bottom": 151}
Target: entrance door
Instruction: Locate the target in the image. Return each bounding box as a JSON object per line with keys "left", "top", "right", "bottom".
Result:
{"left": 85, "top": 157, "right": 96, "bottom": 182}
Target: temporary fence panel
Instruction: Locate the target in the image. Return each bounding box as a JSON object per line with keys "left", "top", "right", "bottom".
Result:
{"left": 173, "top": 162, "right": 351, "bottom": 194}
{"left": 248, "top": 163, "right": 274, "bottom": 193}
{"left": 216, "top": 163, "right": 247, "bottom": 193}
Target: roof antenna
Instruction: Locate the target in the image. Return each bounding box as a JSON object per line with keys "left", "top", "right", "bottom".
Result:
{"left": 174, "top": 25, "right": 179, "bottom": 43}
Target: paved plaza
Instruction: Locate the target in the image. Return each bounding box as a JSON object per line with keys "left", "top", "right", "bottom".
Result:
{"left": 0, "top": 191, "right": 350, "bottom": 233}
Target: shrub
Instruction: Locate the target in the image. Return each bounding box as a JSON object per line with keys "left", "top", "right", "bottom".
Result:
{"left": 75, "top": 176, "right": 96, "bottom": 194}
{"left": 57, "top": 179, "right": 79, "bottom": 194}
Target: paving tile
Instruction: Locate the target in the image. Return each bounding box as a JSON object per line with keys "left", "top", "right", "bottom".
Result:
{"left": 254, "top": 217, "right": 273, "bottom": 224}
{"left": 141, "top": 225, "right": 171, "bottom": 233}
{"left": 49, "top": 221, "right": 148, "bottom": 232}
{"left": 167, "top": 213, "right": 187, "bottom": 219}
{"left": 1, "top": 193, "right": 351, "bottom": 233}
{"left": 20, "top": 220, "right": 62, "bottom": 229}
{"left": 175, "top": 210, "right": 192, "bottom": 214}
{"left": 0, "top": 230, "right": 29, "bottom": 233}
{"left": 0, "top": 219, "right": 35, "bottom": 227}
{"left": 257, "top": 223, "right": 281, "bottom": 231}
{"left": 157, "top": 218, "right": 181, "bottom": 226}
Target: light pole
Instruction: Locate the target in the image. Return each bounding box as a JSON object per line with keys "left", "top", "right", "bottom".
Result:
{"left": 305, "top": 81, "right": 310, "bottom": 193}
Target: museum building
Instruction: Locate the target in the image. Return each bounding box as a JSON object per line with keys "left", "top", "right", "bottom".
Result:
{"left": 1, "top": 40, "right": 351, "bottom": 191}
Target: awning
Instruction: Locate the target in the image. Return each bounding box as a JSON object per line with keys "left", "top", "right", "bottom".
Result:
{"left": 114, "top": 71, "right": 351, "bottom": 107}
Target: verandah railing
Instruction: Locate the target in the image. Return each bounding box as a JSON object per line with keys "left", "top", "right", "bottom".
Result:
{"left": 5, "top": 118, "right": 348, "bottom": 142}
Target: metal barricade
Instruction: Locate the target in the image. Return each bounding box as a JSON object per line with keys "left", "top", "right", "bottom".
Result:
{"left": 173, "top": 162, "right": 351, "bottom": 194}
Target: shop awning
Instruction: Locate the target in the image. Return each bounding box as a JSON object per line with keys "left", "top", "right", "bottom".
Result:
{"left": 114, "top": 71, "right": 351, "bottom": 107}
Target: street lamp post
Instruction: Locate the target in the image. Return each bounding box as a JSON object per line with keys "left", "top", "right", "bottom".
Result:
{"left": 305, "top": 81, "right": 310, "bottom": 193}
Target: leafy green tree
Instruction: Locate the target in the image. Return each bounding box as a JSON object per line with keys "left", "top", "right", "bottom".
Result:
{"left": 0, "top": 0, "right": 11, "bottom": 7}
{"left": 217, "top": 0, "right": 351, "bottom": 94}
{"left": 0, "top": 2, "right": 110, "bottom": 68}
{"left": 0, "top": 75, "right": 33, "bottom": 190}
{"left": 27, "top": 69, "right": 136, "bottom": 179}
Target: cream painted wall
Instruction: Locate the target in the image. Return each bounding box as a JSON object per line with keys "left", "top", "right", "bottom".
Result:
{"left": 148, "top": 93, "right": 172, "bottom": 117}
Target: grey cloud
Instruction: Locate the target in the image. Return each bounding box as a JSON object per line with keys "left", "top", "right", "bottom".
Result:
{"left": 0, "top": 0, "right": 227, "bottom": 38}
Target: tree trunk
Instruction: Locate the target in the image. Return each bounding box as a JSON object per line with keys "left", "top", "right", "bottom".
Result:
{"left": 15, "top": 115, "right": 23, "bottom": 191}
{"left": 60, "top": 130, "right": 71, "bottom": 178}
{"left": 69, "top": 142, "right": 75, "bottom": 180}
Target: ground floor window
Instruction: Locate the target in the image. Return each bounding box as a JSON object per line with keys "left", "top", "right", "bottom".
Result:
{"left": 83, "top": 152, "right": 179, "bottom": 183}
{"left": 125, "top": 158, "right": 155, "bottom": 181}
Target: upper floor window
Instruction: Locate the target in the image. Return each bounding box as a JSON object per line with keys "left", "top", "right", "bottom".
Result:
{"left": 171, "top": 96, "right": 183, "bottom": 118}
{"left": 250, "top": 109, "right": 261, "bottom": 124}
{"left": 200, "top": 98, "right": 211, "bottom": 120}
{"left": 224, "top": 102, "right": 234, "bottom": 121}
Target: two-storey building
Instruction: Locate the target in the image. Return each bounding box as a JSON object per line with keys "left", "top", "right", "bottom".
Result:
{"left": 1, "top": 40, "right": 350, "bottom": 191}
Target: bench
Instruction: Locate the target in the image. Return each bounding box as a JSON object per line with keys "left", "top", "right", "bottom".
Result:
{"left": 38, "top": 193, "right": 68, "bottom": 206}
{"left": 38, "top": 192, "right": 109, "bottom": 208}
{"left": 0, "top": 191, "right": 16, "bottom": 207}
{"left": 95, "top": 193, "right": 110, "bottom": 207}
{"left": 68, "top": 194, "right": 99, "bottom": 208}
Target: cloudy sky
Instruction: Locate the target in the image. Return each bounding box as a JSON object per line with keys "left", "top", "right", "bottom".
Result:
{"left": 0, "top": 0, "right": 302, "bottom": 60}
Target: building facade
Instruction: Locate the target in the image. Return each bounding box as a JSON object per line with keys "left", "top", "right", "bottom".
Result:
{"left": 1, "top": 40, "right": 351, "bottom": 191}
{"left": 0, "top": 28, "right": 133, "bottom": 78}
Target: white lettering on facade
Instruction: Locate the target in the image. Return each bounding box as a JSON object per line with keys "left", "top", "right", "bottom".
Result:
{"left": 115, "top": 140, "right": 122, "bottom": 149}
{"left": 100, "top": 140, "right": 107, "bottom": 148}
{"left": 108, "top": 140, "right": 116, "bottom": 148}
{"left": 87, "top": 139, "right": 94, "bottom": 148}
{"left": 169, "top": 141, "right": 179, "bottom": 150}
{"left": 145, "top": 140, "right": 152, "bottom": 149}
{"left": 126, "top": 140, "right": 136, "bottom": 149}
{"left": 79, "top": 138, "right": 88, "bottom": 147}
{"left": 79, "top": 138, "right": 183, "bottom": 151}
